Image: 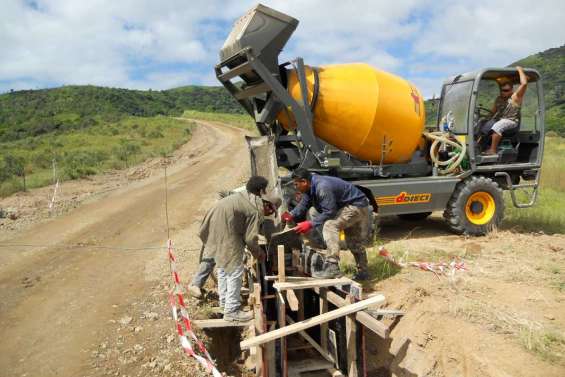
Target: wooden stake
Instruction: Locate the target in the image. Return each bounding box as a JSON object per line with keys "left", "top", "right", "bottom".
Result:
{"left": 277, "top": 245, "right": 286, "bottom": 283}
{"left": 277, "top": 291, "right": 288, "bottom": 377}
{"left": 297, "top": 290, "right": 304, "bottom": 321}
{"left": 286, "top": 289, "right": 299, "bottom": 312}
{"left": 346, "top": 295, "right": 358, "bottom": 377}
{"left": 253, "top": 283, "right": 266, "bottom": 377}
{"left": 319, "top": 288, "right": 328, "bottom": 351}
{"left": 266, "top": 322, "right": 276, "bottom": 377}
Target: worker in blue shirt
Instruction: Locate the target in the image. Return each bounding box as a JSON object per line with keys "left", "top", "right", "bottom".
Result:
{"left": 281, "top": 168, "right": 371, "bottom": 280}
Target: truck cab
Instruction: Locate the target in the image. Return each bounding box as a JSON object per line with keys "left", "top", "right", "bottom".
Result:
{"left": 436, "top": 68, "right": 544, "bottom": 209}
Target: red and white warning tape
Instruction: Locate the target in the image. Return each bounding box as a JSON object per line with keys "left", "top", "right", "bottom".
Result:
{"left": 166, "top": 239, "right": 223, "bottom": 377}
{"left": 378, "top": 246, "right": 467, "bottom": 279}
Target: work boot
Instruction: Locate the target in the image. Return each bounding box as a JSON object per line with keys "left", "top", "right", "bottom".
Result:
{"left": 353, "top": 252, "right": 369, "bottom": 279}
{"left": 352, "top": 270, "right": 370, "bottom": 281}
{"left": 310, "top": 252, "right": 324, "bottom": 275}
{"left": 312, "top": 260, "right": 342, "bottom": 279}
{"left": 188, "top": 285, "right": 203, "bottom": 299}
{"left": 223, "top": 310, "right": 253, "bottom": 322}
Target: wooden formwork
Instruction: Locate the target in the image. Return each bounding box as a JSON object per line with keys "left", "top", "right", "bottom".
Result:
{"left": 194, "top": 231, "right": 402, "bottom": 377}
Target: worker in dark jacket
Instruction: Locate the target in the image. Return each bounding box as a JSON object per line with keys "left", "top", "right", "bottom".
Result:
{"left": 282, "top": 168, "right": 371, "bottom": 280}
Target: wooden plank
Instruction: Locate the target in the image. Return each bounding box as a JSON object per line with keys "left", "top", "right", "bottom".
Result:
{"left": 253, "top": 283, "right": 265, "bottom": 377}
{"left": 316, "top": 289, "right": 389, "bottom": 339}
{"left": 346, "top": 295, "right": 358, "bottom": 377}
{"left": 266, "top": 322, "right": 276, "bottom": 377}
{"left": 277, "top": 291, "right": 288, "bottom": 377}
{"left": 265, "top": 276, "right": 315, "bottom": 281}
{"left": 192, "top": 318, "right": 253, "bottom": 328}
{"left": 274, "top": 277, "right": 352, "bottom": 291}
{"left": 240, "top": 294, "right": 385, "bottom": 349}
{"left": 286, "top": 289, "right": 299, "bottom": 312}
{"left": 278, "top": 245, "right": 286, "bottom": 283}
{"left": 286, "top": 315, "right": 335, "bottom": 364}
{"left": 319, "top": 288, "right": 328, "bottom": 351}
{"left": 297, "top": 290, "right": 305, "bottom": 321}
{"left": 361, "top": 326, "right": 367, "bottom": 377}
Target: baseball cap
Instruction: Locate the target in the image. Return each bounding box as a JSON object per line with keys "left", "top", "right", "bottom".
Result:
{"left": 260, "top": 191, "right": 282, "bottom": 208}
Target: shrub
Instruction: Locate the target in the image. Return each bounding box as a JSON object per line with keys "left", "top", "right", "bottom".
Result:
{"left": 113, "top": 139, "right": 141, "bottom": 168}
{"left": 62, "top": 151, "right": 99, "bottom": 179}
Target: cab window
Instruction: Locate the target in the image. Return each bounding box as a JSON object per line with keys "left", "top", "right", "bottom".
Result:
{"left": 439, "top": 80, "right": 474, "bottom": 135}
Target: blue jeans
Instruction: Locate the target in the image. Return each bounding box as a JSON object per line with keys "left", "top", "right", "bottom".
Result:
{"left": 217, "top": 264, "right": 244, "bottom": 314}
{"left": 190, "top": 258, "right": 215, "bottom": 288}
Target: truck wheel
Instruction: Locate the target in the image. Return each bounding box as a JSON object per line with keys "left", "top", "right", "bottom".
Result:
{"left": 397, "top": 212, "right": 432, "bottom": 221}
{"left": 443, "top": 176, "right": 504, "bottom": 235}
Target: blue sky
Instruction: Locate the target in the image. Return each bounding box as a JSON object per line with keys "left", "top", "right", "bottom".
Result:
{"left": 1, "top": 0, "right": 564, "bottom": 98}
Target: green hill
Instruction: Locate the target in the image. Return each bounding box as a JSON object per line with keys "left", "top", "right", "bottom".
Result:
{"left": 0, "top": 85, "right": 242, "bottom": 142}
{"left": 0, "top": 84, "right": 245, "bottom": 197}
{"left": 510, "top": 45, "right": 565, "bottom": 135}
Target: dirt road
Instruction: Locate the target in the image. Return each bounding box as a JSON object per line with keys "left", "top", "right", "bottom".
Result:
{"left": 0, "top": 121, "right": 249, "bottom": 377}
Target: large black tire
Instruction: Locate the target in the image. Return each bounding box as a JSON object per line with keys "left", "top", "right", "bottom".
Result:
{"left": 443, "top": 176, "right": 504, "bottom": 235}
{"left": 397, "top": 212, "right": 432, "bottom": 221}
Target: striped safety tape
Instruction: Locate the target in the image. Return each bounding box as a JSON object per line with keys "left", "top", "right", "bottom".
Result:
{"left": 378, "top": 246, "right": 467, "bottom": 279}
{"left": 166, "top": 239, "right": 223, "bottom": 377}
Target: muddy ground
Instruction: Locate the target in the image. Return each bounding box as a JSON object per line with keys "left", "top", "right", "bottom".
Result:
{"left": 0, "top": 120, "right": 563, "bottom": 377}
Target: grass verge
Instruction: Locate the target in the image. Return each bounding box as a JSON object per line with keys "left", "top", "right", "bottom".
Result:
{"left": 504, "top": 136, "right": 565, "bottom": 234}
{"left": 0, "top": 116, "right": 194, "bottom": 197}
{"left": 0, "top": 111, "right": 256, "bottom": 198}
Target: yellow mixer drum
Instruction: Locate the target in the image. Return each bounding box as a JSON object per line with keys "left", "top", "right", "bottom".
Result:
{"left": 278, "top": 63, "right": 425, "bottom": 164}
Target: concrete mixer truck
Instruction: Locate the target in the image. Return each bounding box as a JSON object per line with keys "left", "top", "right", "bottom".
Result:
{"left": 216, "top": 4, "right": 545, "bottom": 236}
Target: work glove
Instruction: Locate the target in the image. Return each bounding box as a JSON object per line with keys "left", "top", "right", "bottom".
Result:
{"left": 294, "top": 221, "right": 313, "bottom": 234}
{"left": 281, "top": 211, "right": 294, "bottom": 223}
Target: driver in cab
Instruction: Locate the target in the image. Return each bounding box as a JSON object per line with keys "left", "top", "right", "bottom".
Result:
{"left": 480, "top": 66, "right": 528, "bottom": 155}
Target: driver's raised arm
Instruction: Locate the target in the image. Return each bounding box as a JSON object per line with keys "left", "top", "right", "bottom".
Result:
{"left": 512, "top": 66, "right": 529, "bottom": 106}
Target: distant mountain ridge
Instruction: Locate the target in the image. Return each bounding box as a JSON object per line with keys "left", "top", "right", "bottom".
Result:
{"left": 0, "top": 85, "right": 242, "bottom": 142}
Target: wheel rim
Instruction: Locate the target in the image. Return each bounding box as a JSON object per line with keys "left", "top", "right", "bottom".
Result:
{"left": 465, "top": 191, "right": 495, "bottom": 225}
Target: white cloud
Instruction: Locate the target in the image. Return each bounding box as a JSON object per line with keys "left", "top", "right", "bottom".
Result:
{"left": 0, "top": 0, "right": 236, "bottom": 90}
{"left": 413, "top": 0, "right": 565, "bottom": 66}
{"left": 0, "top": 0, "right": 563, "bottom": 95}
{"left": 270, "top": 0, "right": 423, "bottom": 71}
